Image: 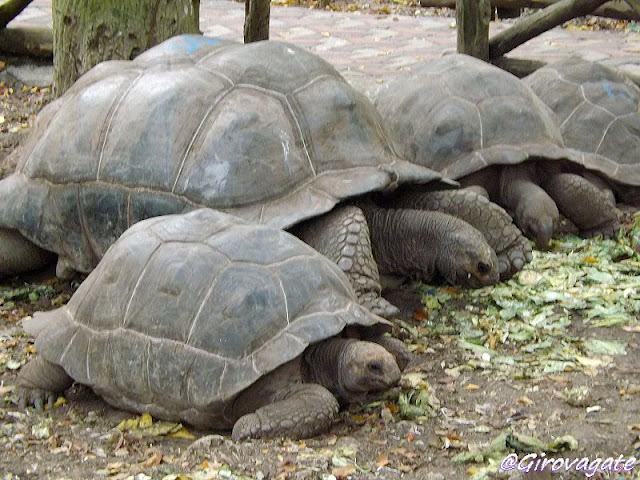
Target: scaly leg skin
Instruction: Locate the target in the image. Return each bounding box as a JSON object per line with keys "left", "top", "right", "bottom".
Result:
{"left": 542, "top": 173, "right": 620, "bottom": 238}
{"left": 231, "top": 383, "right": 338, "bottom": 441}
{"left": 361, "top": 204, "right": 500, "bottom": 288}
{"left": 390, "top": 189, "right": 532, "bottom": 280}
{"left": 293, "top": 205, "right": 399, "bottom": 318}
{"left": 461, "top": 185, "right": 490, "bottom": 199}
{"left": 0, "top": 228, "right": 55, "bottom": 278}
{"left": 17, "top": 356, "right": 73, "bottom": 410}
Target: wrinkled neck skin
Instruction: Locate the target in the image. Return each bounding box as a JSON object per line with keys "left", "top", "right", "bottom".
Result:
{"left": 304, "top": 338, "right": 400, "bottom": 405}
{"left": 363, "top": 205, "right": 449, "bottom": 279}
{"left": 304, "top": 338, "right": 365, "bottom": 404}
{"left": 362, "top": 204, "right": 490, "bottom": 286}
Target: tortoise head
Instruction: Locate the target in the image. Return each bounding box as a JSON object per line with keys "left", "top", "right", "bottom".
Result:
{"left": 444, "top": 231, "right": 500, "bottom": 288}
{"left": 338, "top": 340, "right": 401, "bottom": 403}
{"left": 515, "top": 193, "right": 559, "bottom": 249}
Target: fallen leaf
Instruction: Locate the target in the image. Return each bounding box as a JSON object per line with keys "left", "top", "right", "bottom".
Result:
{"left": 139, "top": 449, "right": 163, "bottom": 468}
{"left": 332, "top": 465, "right": 357, "bottom": 478}
{"left": 620, "top": 385, "right": 640, "bottom": 395}
{"left": 376, "top": 452, "right": 390, "bottom": 467}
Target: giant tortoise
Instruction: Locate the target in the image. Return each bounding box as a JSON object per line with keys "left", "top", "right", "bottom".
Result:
{"left": 16, "top": 208, "right": 406, "bottom": 440}
{"left": 373, "top": 54, "right": 622, "bottom": 249}
{"left": 0, "top": 35, "right": 507, "bottom": 318}
{"left": 524, "top": 57, "right": 640, "bottom": 207}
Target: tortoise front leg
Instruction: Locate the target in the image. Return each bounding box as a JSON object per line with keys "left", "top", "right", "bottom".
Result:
{"left": 17, "top": 356, "right": 73, "bottom": 410}
{"left": 231, "top": 383, "right": 339, "bottom": 440}
{"left": 542, "top": 173, "right": 620, "bottom": 238}
{"left": 0, "top": 229, "right": 55, "bottom": 278}
{"left": 293, "top": 205, "right": 399, "bottom": 318}
{"left": 390, "top": 189, "right": 532, "bottom": 280}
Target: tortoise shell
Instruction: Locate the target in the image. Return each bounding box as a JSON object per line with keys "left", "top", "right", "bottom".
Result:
{"left": 372, "top": 54, "right": 593, "bottom": 181}
{"left": 25, "top": 208, "right": 390, "bottom": 428}
{"left": 0, "top": 35, "right": 437, "bottom": 273}
{"left": 524, "top": 57, "right": 640, "bottom": 186}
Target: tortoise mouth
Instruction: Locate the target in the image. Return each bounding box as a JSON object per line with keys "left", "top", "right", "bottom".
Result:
{"left": 455, "top": 254, "right": 500, "bottom": 288}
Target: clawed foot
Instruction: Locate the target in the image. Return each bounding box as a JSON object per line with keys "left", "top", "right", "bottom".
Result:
{"left": 579, "top": 220, "right": 620, "bottom": 240}
{"left": 358, "top": 292, "right": 400, "bottom": 318}
{"left": 497, "top": 235, "right": 533, "bottom": 280}
{"left": 17, "top": 386, "right": 58, "bottom": 411}
{"left": 231, "top": 412, "right": 263, "bottom": 441}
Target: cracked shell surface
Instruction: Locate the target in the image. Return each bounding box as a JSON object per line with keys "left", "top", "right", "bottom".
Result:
{"left": 0, "top": 34, "right": 443, "bottom": 274}
{"left": 524, "top": 56, "right": 640, "bottom": 187}
{"left": 372, "top": 54, "right": 597, "bottom": 180}
{"left": 23, "top": 209, "right": 390, "bottom": 429}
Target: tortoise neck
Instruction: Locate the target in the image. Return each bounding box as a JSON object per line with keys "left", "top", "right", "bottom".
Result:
{"left": 303, "top": 338, "right": 362, "bottom": 403}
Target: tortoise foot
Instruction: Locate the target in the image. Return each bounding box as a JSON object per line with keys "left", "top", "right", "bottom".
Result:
{"left": 16, "top": 356, "right": 72, "bottom": 410}
{"left": 358, "top": 292, "right": 400, "bottom": 318}
{"left": 543, "top": 173, "right": 619, "bottom": 234}
{"left": 498, "top": 234, "right": 533, "bottom": 280}
{"left": 232, "top": 384, "right": 338, "bottom": 441}
{"left": 17, "top": 386, "right": 59, "bottom": 411}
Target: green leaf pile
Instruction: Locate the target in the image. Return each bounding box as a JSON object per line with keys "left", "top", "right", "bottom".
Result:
{"left": 412, "top": 232, "right": 640, "bottom": 379}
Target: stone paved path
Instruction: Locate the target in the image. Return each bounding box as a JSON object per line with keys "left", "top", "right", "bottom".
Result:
{"left": 8, "top": 0, "right": 640, "bottom": 88}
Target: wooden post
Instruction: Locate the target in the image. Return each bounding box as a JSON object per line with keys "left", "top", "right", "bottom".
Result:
{"left": 52, "top": 0, "right": 200, "bottom": 96}
{"left": 488, "top": 0, "right": 609, "bottom": 59}
{"left": 456, "top": 0, "right": 491, "bottom": 61}
{"left": 244, "top": 0, "right": 270, "bottom": 43}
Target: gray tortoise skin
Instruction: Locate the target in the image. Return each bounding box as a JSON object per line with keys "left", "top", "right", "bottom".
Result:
{"left": 373, "top": 54, "right": 622, "bottom": 249}
{"left": 16, "top": 209, "right": 405, "bottom": 440}
{"left": 524, "top": 57, "right": 640, "bottom": 206}
{"left": 0, "top": 35, "right": 502, "bottom": 317}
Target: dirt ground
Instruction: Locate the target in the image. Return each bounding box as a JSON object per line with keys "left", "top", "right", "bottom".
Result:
{"left": 1, "top": 9, "right": 640, "bottom": 480}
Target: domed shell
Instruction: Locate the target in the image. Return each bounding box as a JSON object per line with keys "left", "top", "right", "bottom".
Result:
{"left": 25, "top": 209, "right": 390, "bottom": 428}
{"left": 0, "top": 35, "right": 438, "bottom": 273}
{"left": 524, "top": 57, "right": 640, "bottom": 186}
{"left": 373, "top": 54, "right": 586, "bottom": 180}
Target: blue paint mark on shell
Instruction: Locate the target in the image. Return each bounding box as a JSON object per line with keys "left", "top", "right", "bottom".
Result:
{"left": 602, "top": 81, "right": 635, "bottom": 101}
{"left": 166, "top": 35, "right": 224, "bottom": 54}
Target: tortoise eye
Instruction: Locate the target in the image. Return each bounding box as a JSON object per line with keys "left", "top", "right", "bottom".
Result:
{"left": 367, "top": 361, "right": 383, "bottom": 374}
{"left": 477, "top": 262, "right": 491, "bottom": 275}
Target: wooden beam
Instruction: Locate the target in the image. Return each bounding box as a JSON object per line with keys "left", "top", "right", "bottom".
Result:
{"left": 491, "top": 56, "right": 547, "bottom": 77}
{"left": 1, "top": 0, "right": 33, "bottom": 29}
{"left": 456, "top": 0, "right": 491, "bottom": 61}
{"left": 419, "top": 0, "right": 640, "bottom": 21}
{"left": 624, "top": 0, "right": 640, "bottom": 16}
{"left": 488, "top": 0, "right": 609, "bottom": 60}
{"left": 0, "top": 26, "right": 52, "bottom": 58}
